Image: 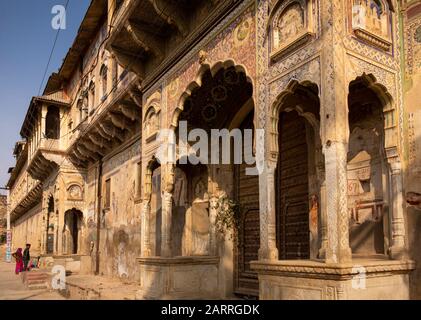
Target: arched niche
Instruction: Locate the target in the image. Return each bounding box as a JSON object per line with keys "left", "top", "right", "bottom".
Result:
{"left": 346, "top": 73, "right": 399, "bottom": 257}
{"left": 144, "top": 105, "right": 161, "bottom": 142}
{"left": 100, "top": 63, "right": 108, "bottom": 99}
{"left": 67, "top": 183, "right": 84, "bottom": 201}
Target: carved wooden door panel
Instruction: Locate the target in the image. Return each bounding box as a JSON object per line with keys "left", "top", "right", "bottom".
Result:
{"left": 277, "top": 111, "right": 310, "bottom": 260}
{"left": 234, "top": 112, "right": 260, "bottom": 297}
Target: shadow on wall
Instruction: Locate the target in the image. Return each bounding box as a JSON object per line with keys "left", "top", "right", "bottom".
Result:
{"left": 406, "top": 192, "right": 421, "bottom": 299}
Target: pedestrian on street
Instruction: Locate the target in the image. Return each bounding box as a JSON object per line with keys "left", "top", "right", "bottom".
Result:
{"left": 12, "top": 248, "right": 24, "bottom": 275}
{"left": 23, "top": 244, "right": 31, "bottom": 271}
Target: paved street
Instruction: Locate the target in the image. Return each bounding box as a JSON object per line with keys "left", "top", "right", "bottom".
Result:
{"left": 0, "top": 261, "right": 64, "bottom": 300}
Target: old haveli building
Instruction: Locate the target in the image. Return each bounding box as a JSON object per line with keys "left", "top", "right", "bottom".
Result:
{"left": 5, "top": 0, "right": 421, "bottom": 299}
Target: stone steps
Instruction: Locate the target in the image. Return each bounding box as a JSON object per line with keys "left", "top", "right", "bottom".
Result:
{"left": 22, "top": 272, "right": 50, "bottom": 291}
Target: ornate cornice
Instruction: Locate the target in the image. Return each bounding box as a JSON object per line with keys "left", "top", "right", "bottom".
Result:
{"left": 251, "top": 259, "right": 416, "bottom": 280}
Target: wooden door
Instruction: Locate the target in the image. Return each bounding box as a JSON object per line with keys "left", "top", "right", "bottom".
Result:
{"left": 277, "top": 111, "right": 310, "bottom": 260}
{"left": 234, "top": 112, "right": 260, "bottom": 297}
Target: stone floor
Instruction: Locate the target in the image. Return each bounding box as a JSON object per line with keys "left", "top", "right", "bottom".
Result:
{"left": 0, "top": 260, "right": 64, "bottom": 300}
{"left": 0, "top": 257, "right": 140, "bottom": 300}
{"left": 64, "top": 274, "right": 139, "bottom": 300}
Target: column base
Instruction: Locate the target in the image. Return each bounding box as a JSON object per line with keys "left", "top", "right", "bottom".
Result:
{"left": 251, "top": 258, "right": 415, "bottom": 300}
{"left": 258, "top": 247, "right": 278, "bottom": 261}
{"left": 388, "top": 245, "right": 407, "bottom": 260}
{"left": 318, "top": 245, "right": 327, "bottom": 260}
{"left": 136, "top": 256, "right": 220, "bottom": 300}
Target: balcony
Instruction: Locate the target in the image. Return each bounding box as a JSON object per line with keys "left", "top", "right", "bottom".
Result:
{"left": 27, "top": 138, "right": 66, "bottom": 181}
{"left": 20, "top": 92, "right": 70, "bottom": 181}
{"left": 67, "top": 72, "right": 142, "bottom": 168}
{"left": 9, "top": 181, "right": 43, "bottom": 223}
{"left": 105, "top": 0, "right": 236, "bottom": 84}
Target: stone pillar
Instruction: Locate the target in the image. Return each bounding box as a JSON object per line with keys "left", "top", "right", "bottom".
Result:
{"left": 388, "top": 159, "right": 406, "bottom": 259}
{"left": 209, "top": 196, "right": 218, "bottom": 256}
{"left": 318, "top": 0, "right": 352, "bottom": 264}
{"left": 323, "top": 142, "right": 352, "bottom": 263}
{"left": 318, "top": 178, "right": 328, "bottom": 259}
{"left": 161, "top": 191, "right": 173, "bottom": 257}
{"left": 141, "top": 201, "right": 152, "bottom": 257}
{"left": 41, "top": 212, "right": 47, "bottom": 255}
{"left": 258, "top": 162, "right": 278, "bottom": 260}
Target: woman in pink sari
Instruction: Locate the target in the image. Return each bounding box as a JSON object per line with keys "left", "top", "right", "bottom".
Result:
{"left": 12, "top": 248, "right": 24, "bottom": 274}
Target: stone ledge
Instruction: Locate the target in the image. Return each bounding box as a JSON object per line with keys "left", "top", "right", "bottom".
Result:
{"left": 137, "top": 256, "right": 220, "bottom": 266}
{"left": 251, "top": 259, "right": 415, "bottom": 280}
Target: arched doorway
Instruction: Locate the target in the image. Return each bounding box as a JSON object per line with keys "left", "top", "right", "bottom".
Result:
{"left": 63, "top": 209, "right": 83, "bottom": 254}
{"left": 347, "top": 76, "right": 389, "bottom": 256}
{"left": 273, "top": 81, "right": 323, "bottom": 260}
{"left": 145, "top": 159, "right": 162, "bottom": 257}
{"left": 173, "top": 61, "right": 258, "bottom": 297}
{"left": 277, "top": 110, "right": 310, "bottom": 259}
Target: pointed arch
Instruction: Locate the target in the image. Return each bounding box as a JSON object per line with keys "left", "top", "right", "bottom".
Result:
{"left": 269, "top": 79, "right": 320, "bottom": 161}
{"left": 170, "top": 59, "right": 255, "bottom": 131}
{"left": 349, "top": 73, "right": 396, "bottom": 150}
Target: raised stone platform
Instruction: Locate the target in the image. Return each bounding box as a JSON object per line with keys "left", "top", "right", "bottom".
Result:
{"left": 39, "top": 254, "right": 92, "bottom": 275}
{"left": 251, "top": 258, "right": 415, "bottom": 300}
{"left": 135, "top": 256, "right": 220, "bottom": 300}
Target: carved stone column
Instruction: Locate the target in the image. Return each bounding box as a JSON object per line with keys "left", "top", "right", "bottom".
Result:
{"left": 161, "top": 191, "right": 173, "bottom": 257}
{"left": 258, "top": 162, "right": 278, "bottom": 260}
{"left": 160, "top": 162, "right": 174, "bottom": 258}
{"left": 323, "top": 142, "right": 352, "bottom": 263}
{"left": 209, "top": 196, "right": 218, "bottom": 256}
{"left": 318, "top": 0, "right": 352, "bottom": 264}
{"left": 318, "top": 178, "right": 328, "bottom": 259}
{"left": 388, "top": 159, "right": 406, "bottom": 259}
{"left": 141, "top": 201, "right": 152, "bottom": 257}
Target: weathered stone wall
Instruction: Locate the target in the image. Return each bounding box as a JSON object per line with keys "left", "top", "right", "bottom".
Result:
{"left": 12, "top": 203, "right": 42, "bottom": 256}
{"left": 402, "top": 1, "right": 421, "bottom": 300}
{"left": 84, "top": 139, "right": 142, "bottom": 282}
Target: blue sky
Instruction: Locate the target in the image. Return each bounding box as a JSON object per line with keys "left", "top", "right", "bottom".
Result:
{"left": 0, "top": 0, "right": 90, "bottom": 194}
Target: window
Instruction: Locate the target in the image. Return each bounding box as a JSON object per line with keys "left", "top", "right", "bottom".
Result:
{"left": 112, "top": 59, "right": 118, "bottom": 86}
{"left": 77, "top": 99, "right": 83, "bottom": 123}
{"left": 100, "top": 64, "right": 108, "bottom": 100}
{"left": 136, "top": 162, "right": 142, "bottom": 198}
{"left": 88, "top": 80, "right": 95, "bottom": 114}
{"left": 105, "top": 178, "right": 111, "bottom": 209}
{"left": 45, "top": 106, "right": 60, "bottom": 139}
